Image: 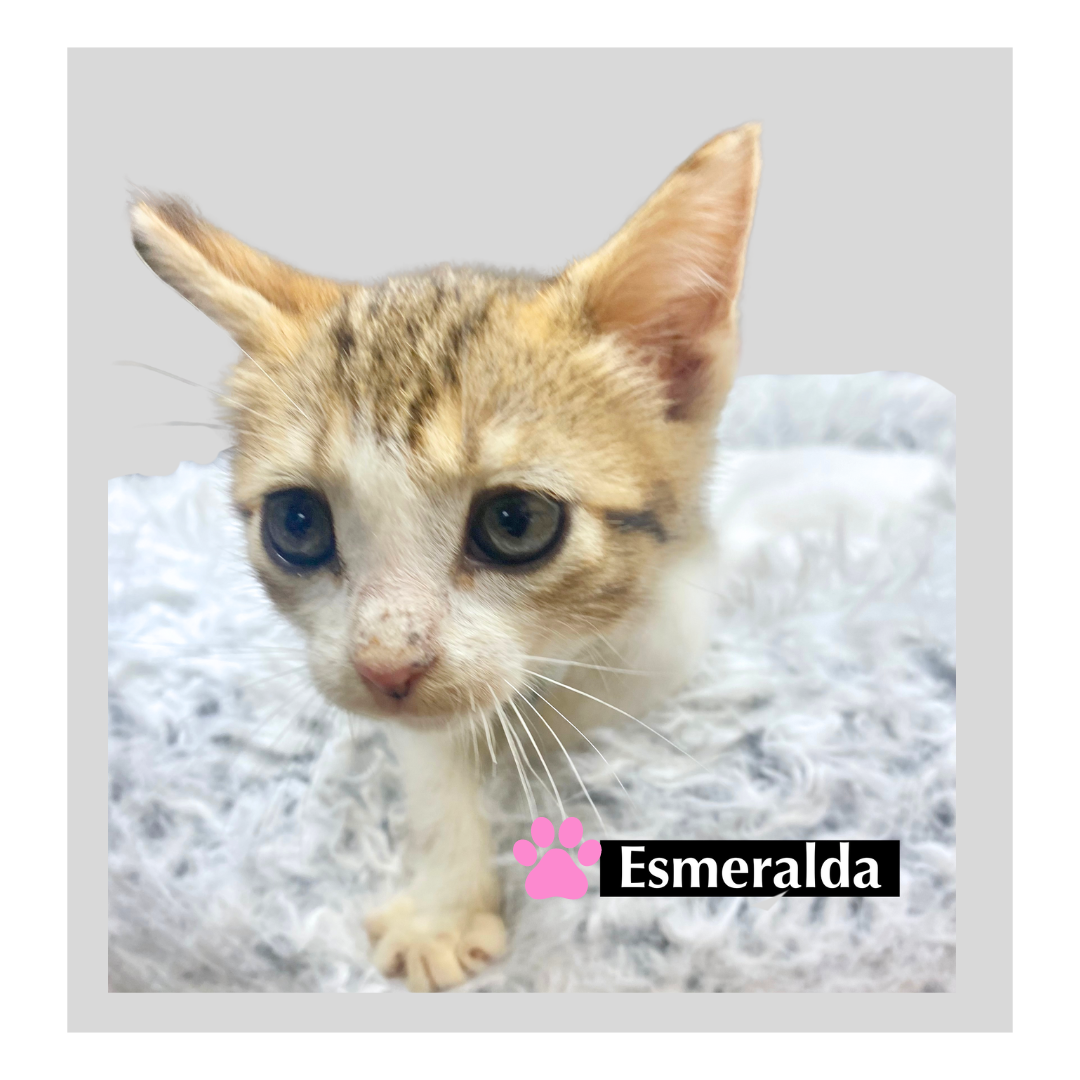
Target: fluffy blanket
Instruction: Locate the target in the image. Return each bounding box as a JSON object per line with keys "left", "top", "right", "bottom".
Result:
{"left": 108, "top": 372, "right": 955, "bottom": 993}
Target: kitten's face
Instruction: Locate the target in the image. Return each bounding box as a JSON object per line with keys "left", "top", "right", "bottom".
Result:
{"left": 229, "top": 269, "right": 714, "bottom": 725}
{"left": 130, "top": 125, "right": 761, "bottom": 728}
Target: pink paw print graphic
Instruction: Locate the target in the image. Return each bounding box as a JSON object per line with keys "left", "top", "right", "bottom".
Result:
{"left": 514, "top": 816, "right": 602, "bottom": 899}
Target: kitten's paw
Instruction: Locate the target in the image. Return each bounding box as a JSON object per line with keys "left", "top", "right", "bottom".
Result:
{"left": 364, "top": 896, "right": 507, "bottom": 992}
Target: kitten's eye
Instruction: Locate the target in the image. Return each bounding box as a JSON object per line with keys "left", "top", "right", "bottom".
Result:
{"left": 467, "top": 489, "right": 566, "bottom": 568}
{"left": 261, "top": 488, "right": 336, "bottom": 571}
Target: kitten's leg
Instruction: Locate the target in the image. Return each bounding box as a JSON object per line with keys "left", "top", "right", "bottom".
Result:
{"left": 364, "top": 725, "right": 505, "bottom": 992}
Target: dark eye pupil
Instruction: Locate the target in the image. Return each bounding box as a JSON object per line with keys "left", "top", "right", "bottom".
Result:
{"left": 496, "top": 501, "right": 530, "bottom": 539}
{"left": 285, "top": 506, "right": 312, "bottom": 536}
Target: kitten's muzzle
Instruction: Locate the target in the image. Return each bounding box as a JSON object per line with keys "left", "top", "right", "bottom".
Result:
{"left": 353, "top": 655, "right": 435, "bottom": 700}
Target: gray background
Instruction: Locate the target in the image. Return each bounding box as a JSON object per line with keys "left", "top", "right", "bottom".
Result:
{"left": 77, "top": 49, "right": 1009, "bottom": 1030}
{"left": 72, "top": 49, "right": 1007, "bottom": 480}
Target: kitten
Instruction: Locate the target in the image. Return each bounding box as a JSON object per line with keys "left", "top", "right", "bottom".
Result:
{"left": 129, "top": 123, "right": 761, "bottom": 991}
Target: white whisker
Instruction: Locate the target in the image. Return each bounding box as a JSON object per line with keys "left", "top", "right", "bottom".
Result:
{"left": 505, "top": 691, "right": 565, "bottom": 820}
{"left": 512, "top": 685, "right": 605, "bottom": 832}
{"left": 341, "top": 703, "right": 358, "bottom": 745}
{"left": 479, "top": 705, "right": 498, "bottom": 768}
{"left": 230, "top": 664, "right": 311, "bottom": 694}
{"left": 246, "top": 683, "right": 325, "bottom": 834}
{"left": 593, "top": 631, "right": 629, "bottom": 665}
{"left": 238, "top": 346, "right": 317, "bottom": 428}
{"left": 465, "top": 691, "right": 494, "bottom": 774}
{"left": 223, "top": 680, "right": 320, "bottom": 785}
{"left": 253, "top": 694, "right": 325, "bottom": 841}
{"left": 115, "top": 359, "right": 283, "bottom": 428}
{"left": 114, "top": 642, "right": 307, "bottom": 653}
{"left": 487, "top": 686, "right": 536, "bottom": 821}
{"left": 505, "top": 706, "right": 557, "bottom": 807}
{"left": 114, "top": 359, "right": 207, "bottom": 390}
{"left": 525, "top": 684, "right": 639, "bottom": 816}
{"left": 469, "top": 714, "right": 480, "bottom": 774}
{"left": 519, "top": 668, "right": 707, "bottom": 771}
{"left": 520, "top": 655, "right": 657, "bottom": 676}
{"left": 132, "top": 420, "right": 230, "bottom": 430}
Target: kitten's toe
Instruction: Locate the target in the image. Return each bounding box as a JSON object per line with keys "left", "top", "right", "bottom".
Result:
{"left": 406, "top": 938, "right": 467, "bottom": 993}
{"left": 372, "top": 929, "right": 466, "bottom": 992}
{"left": 364, "top": 899, "right": 506, "bottom": 991}
{"left": 364, "top": 896, "right": 414, "bottom": 944}
{"left": 370, "top": 928, "right": 408, "bottom": 979}
{"left": 457, "top": 912, "right": 507, "bottom": 974}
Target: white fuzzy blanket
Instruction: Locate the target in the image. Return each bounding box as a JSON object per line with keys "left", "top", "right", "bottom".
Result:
{"left": 108, "top": 373, "right": 955, "bottom": 993}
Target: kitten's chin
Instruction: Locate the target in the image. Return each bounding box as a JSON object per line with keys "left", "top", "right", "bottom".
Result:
{"left": 355, "top": 698, "right": 463, "bottom": 731}
{"left": 380, "top": 709, "right": 464, "bottom": 732}
{"left": 316, "top": 679, "right": 470, "bottom": 731}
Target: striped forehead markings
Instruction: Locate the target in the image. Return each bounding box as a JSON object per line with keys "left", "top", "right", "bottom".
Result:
{"left": 359, "top": 286, "right": 492, "bottom": 445}
{"left": 332, "top": 294, "right": 361, "bottom": 417}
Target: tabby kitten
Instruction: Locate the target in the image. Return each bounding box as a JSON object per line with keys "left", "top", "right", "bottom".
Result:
{"left": 129, "top": 123, "right": 761, "bottom": 991}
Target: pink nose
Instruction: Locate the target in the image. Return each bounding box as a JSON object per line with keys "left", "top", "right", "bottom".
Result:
{"left": 354, "top": 658, "right": 434, "bottom": 700}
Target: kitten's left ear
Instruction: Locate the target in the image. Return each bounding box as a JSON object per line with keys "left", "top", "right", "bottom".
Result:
{"left": 129, "top": 195, "right": 341, "bottom": 355}
{"left": 574, "top": 123, "right": 761, "bottom": 421}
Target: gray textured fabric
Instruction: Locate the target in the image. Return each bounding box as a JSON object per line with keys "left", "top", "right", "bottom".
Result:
{"left": 108, "top": 373, "right": 955, "bottom": 993}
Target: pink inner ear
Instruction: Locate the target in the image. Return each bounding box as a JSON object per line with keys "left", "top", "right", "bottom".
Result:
{"left": 590, "top": 229, "right": 744, "bottom": 420}
{"left": 653, "top": 339, "right": 711, "bottom": 421}
{"left": 583, "top": 124, "right": 760, "bottom": 421}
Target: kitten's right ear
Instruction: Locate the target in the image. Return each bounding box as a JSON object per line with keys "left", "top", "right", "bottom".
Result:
{"left": 572, "top": 124, "right": 761, "bottom": 422}
{"left": 129, "top": 195, "right": 341, "bottom": 354}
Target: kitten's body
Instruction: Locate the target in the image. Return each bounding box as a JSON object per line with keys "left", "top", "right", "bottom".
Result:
{"left": 130, "top": 125, "right": 760, "bottom": 990}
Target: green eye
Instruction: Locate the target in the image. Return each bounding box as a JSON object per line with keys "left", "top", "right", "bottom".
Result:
{"left": 467, "top": 489, "right": 566, "bottom": 568}
{"left": 261, "top": 488, "right": 336, "bottom": 571}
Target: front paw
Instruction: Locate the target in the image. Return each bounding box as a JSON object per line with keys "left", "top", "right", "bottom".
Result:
{"left": 364, "top": 896, "right": 507, "bottom": 992}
